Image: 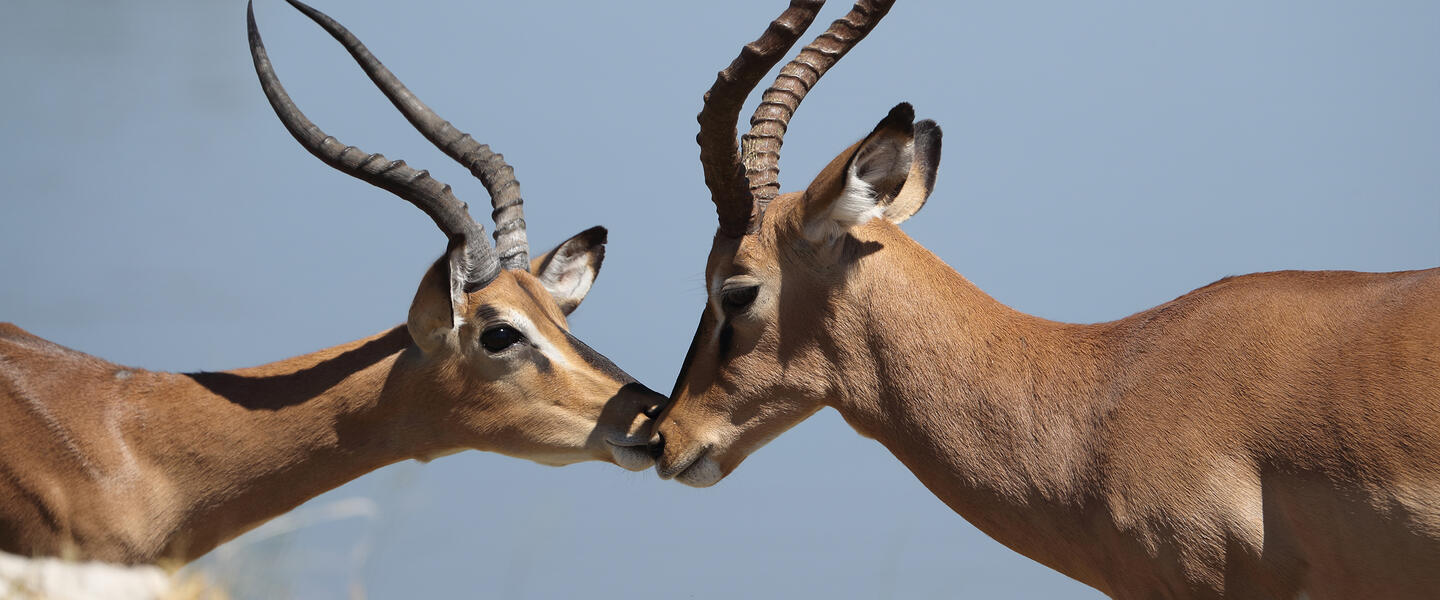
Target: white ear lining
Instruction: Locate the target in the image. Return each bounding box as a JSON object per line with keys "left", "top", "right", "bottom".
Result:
{"left": 537, "top": 246, "right": 599, "bottom": 315}
{"left": 542, "top": 260, "right": 595, "bottom": 306}
{"left": 834, "top": 170, "right": 888, "bottom": 228}
{"left": 804, "top": 158, "right": 890, "bottom": 242}
{"left": 446, "top": 250, "right": 470, "bottom": 329}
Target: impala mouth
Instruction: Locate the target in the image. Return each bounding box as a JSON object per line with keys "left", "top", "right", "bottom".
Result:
{"left": 606, "top": 435, "right": 649, "bottom": 447}
{"left": 605, "top": 435, "right": 655, "bottom": 472}
{"left": 657, "top": 445, "right": 723, "bottom": 487}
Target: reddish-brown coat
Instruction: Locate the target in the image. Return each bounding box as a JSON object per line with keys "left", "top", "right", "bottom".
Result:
{"left": 659, "top": 121, "right": 1440, "bottom": 597}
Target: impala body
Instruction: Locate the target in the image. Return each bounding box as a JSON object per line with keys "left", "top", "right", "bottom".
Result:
{"left": 651, "top": 1, "right": 1440, "bottom": 597}
{"left": 0, "top": 0, "right": 664, "bottom": 565}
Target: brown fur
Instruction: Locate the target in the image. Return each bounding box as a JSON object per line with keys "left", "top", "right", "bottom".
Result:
{"left": 0, "top": 253, "right": 663, "bottom": 565}
{"left": 657, "top": 119, "right": 1440, "bottom": 598}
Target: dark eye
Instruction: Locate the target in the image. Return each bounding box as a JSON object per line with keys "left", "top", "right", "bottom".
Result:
{"left": 480, "top": 325, "right": 525, "bottom": 353}
{"left": 721, "top": 286, "right": 759, "bottom": 311}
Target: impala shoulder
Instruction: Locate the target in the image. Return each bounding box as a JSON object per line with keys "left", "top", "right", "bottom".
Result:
{"left": 0, "top": 322, "right": 40, "bottom": 343}
{"left": 1146, "top": 269, "right": 1427, "bottom": 317}
{"left": 1196, "top": 268, "right": 1438, "bottom": 295}
{"left": 0, "top": 325, "right": 93, "bottom": 365}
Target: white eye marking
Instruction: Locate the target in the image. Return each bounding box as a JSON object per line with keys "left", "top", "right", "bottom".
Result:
{"left": 708, "top": 273, "right": 728, "bottom": 345}
{"left": 493, "top": 309, "right": 570, "bottom": 369}
{"left": 708, "top": 273, "right": 726, "bottom": 316}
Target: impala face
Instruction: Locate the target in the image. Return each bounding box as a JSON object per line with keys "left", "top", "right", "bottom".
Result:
{"left": 654, "top": 212, "right": 831, "bottom": 487}
{"left": 655, "top": 103, "right": 941, "bottom": 486}
{"left": 411, "top": 231, "right": 665, "bottom": 471}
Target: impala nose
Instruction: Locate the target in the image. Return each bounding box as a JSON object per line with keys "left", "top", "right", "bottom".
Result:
{"left": 620, "top": 382, "right": 666, "bottom": 421}
{"left": 647, "top": 432, "right": 665, "bottom": 459}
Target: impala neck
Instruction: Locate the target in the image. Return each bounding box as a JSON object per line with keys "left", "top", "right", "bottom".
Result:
{"left": 132, "top": 326, "right": 436, "bottom": 563}
{"left": 827, "top": 230, "right": 1119, "bottom": 586}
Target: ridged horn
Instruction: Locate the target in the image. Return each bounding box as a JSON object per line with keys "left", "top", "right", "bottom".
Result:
{"left": 282, "top": 0, "right": 529, "bottom": 270}
{"left": 247, "top": 1, "right": 500, "bottom": 290}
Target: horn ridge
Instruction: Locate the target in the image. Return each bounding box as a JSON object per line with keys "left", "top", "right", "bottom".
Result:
{"left": 247, "top": 0, "right": 500, "bottom": 288}
{"left": 696, "top": 0, "right": 827, "bottom": 238}
{"left": 742, "top": 0, "right": 898, "bottom": 219}
{"left": 282, "top": 0, "right": 531, "bottom": 270}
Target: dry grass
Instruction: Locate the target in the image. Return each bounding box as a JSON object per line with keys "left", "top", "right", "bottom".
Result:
{"left": 0, "top": 553, "right": 227, "bottom": 600}
{"left": 0, "top": 496, "right": 390, "bottom": 599}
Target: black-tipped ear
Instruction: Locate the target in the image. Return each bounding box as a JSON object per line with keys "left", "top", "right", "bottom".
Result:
{"left": 802, "top": 103, "right": 916, "bottom": 241}
{"left": 872, "top": 102, "right": 916, "bottom": 134}
{"left": 531, "top": 226, "right": 607, "bottom": 315}
{"left": 883, "top": 118, "right": 942, "bottom": 224}
{"left": 849, "top": 103, "right": 917, "bottom": 203}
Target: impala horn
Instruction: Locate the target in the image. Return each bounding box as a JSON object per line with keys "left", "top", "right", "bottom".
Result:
{"left": 281, "top": 0, "right": 530, "bottom": 271}
{"left": 697, "top": 0, "right": 897, "bottom": 237}
{"left": 248, "top": 0, "right": 536, "bottom": 295}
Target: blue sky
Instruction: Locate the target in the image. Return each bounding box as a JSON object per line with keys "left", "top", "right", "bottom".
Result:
{"left": 1, "top": 1, "right": 1436, "bottom": 597}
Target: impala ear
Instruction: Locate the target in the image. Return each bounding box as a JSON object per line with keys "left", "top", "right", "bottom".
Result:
{"left": 530, "top": 226, "right": 607, "bottom": 315}
{"left": 407, "top": 240, "right": 471, "bottom": 354}
{"left": 802, "top": 103, "right": 942, "bottom": 239}
{"left": 883, "top": 119, "right": 941, "bottom": 224}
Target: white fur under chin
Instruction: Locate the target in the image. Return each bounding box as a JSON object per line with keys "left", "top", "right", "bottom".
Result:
{"left": 676, "top": 455, "right": 724, "bottom": 488}
{"left": 610, "top": 444, "right": 655, "bottom": 472}
{"left": 805, "top": 170, "right": 885, "bottom": 242}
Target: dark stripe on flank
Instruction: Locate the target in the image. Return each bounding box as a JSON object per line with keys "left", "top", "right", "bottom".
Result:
{"left": 562, "top": 330, "right": 633, "bottom": 384}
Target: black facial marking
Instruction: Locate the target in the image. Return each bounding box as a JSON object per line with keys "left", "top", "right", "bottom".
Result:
{"left": 670, "top": 315, "right": 707, "bottom": 398}
{"left": 717, "top": 323, "right": 734, "bottom": 361}
{"left": 563, "top": 330, "right": 633, "bottom": 384}
{"left": 474, "top": 304, "right": 502, "bottom": 324}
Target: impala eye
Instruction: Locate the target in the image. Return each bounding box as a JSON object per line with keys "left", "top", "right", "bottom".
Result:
{"left": 480, "top": 325, "right": 525, "bottom": 353}
{"left": 721, "top": 286, "right": 759, "bottom": 311}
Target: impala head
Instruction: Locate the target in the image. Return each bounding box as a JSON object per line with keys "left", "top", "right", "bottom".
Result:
{"left": 653, "top": 0, "right": 942, "bottom": 486}
{"left": 248, "top": 0, "right": 664, "bottom": 470}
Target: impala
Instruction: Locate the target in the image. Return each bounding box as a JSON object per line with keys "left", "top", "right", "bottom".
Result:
{"left": 0, "top": 0, "right": 665, "bottom": 565}
{"left": 650, "top": 1, "right": 1440, "bottom": 597}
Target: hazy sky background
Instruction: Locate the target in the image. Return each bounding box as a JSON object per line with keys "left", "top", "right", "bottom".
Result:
{"left": 2, "top": 0, "right": 1436, "bottom": 597}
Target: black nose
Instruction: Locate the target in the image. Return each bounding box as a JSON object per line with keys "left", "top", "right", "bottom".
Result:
{"left": 621, "top": 382, "right": 666, "bottom": 420}
{"left": 647, "top": 432, "right": 665, "bottom": 459}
